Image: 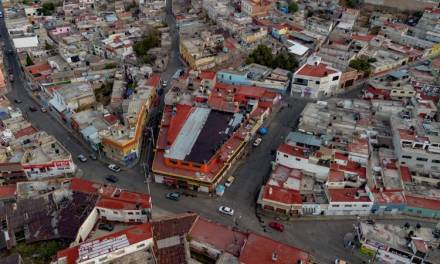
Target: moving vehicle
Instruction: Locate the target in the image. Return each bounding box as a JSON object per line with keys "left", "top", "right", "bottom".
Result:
{"left": 219, "top": 206, "right": 234, "bottom": 216}
{"left": 77, "top": 154, "right": 88, "bottom": 162}
{"left": 105, "top": 175, "right": 118, "bottom": 183}
{"left": 108, "top": 164, "right": 121, "bottom": 172}
{"left": 253, "top": 137, "right": 262, "bottom": 147}
{"left": 224, "top": 176, "right": 235, "bottom": 187}
{"left": 98, "top": 223, "right": 114, "bottom": 231}
{"left": 269, "top": 221, "right": 284, "bottom": 232}
{"left": 166, "top": 192, "right": 181, "bottom": 201}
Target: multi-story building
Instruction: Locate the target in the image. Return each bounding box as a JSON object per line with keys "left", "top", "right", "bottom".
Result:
{"left": 240, "top": 0, "right": 272, "bottom": 17}
{"left": 152, "top": 72, "right": 279, "bottom": 192}
{"left": 100, "top": 75, "right": 159, "bottom": 166}
{"left": 355, "top": 221, "right": 439, "bottom": 264}
{"left": 292, "top": 56, "right": 342, "bottom": 97}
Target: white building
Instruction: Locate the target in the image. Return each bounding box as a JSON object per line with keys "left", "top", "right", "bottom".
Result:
{"left": 54, "top": 223, "right": 155, "bottom": 264}
{"left": 292, "top": 56, "right": 342, "bottom": 98}
{"left": 326, "top": 187, "right": 374, "bottom": 216}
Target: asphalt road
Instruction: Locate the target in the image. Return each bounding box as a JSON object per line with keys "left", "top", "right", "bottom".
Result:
{"left": 1, "top": 3, "right": 433, "bottom": 263}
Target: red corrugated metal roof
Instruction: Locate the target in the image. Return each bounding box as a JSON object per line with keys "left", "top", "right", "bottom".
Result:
{"left": 0, "top": 184, "right": 16, "bottom": 199}
{"left": 262, "top": 185, "right": 302, "bottom": 205}
{"left": 328, "top": 188, "right": 371, "bottom": 202}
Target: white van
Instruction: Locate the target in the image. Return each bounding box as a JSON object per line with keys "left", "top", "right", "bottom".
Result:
{"left": 224, "top": 176, "right": 235, "bottom": 187}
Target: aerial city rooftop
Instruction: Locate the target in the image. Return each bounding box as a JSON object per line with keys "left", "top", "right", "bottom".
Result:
{"left": 0, "top": 0, "right": 440, "bottom": 264}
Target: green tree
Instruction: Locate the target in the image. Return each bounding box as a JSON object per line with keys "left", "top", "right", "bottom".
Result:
{"left": 246, "top": 45, "right": 298, "bottom": 71}
{"left": 26, "top": 54, "right": 34, "bottom": 66}
{"left": 349, "top": 57, "right": 372, "bottom": 75}
{"left": 246, "top": 45, "right": 274, "bottom": 66}
{"left": 288, "top": 2, "right": 298, "bottom": 14}
{"left": 346, "top": 0, "right": 358, "bottom": 8}
{"left": 38, "top": 2, "right": 56, "bottom": 16}
{"left": 133, "top": 30, "right": 161, "bottom": 63}
{"left": 273, "top": 51, "right": 298, "bottom": 71}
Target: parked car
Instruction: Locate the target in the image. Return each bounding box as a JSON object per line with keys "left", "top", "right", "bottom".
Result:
{"left": 253, "top": 137, "right": 262, "bottom": 147}
{"left": 269, "top": 221, "right": 284, "bottom": 232}
{"left": 77, "top": 154, "right": 88, "bottom": 162}
{"left": 29, "top": 106, "right": 38, "bottom": 112}
{"left": 161, "top": 80, "right": 168, "bottom": 87}
{"left": 14, "top": 99, "right": 22, "bottom": 104}
{"left": 334, "top": 259, "right": 347, "bottom": 264}
{"left": 108, "top": 164, "right": 121, "bottom": 172}
{"left": 98, "top": 223, "right": 114, "bottom": 232}
{"left": 105, "top": 175, "right": 118, "bottom": 183}
{"left": 166, "top": 192, "right": 181, "bottom": 201}
{"left": 9, "top": 74, "right": 14, "bottom": 82}
{"left": 218, "top": 206, "right": 234, "bottom": 216}
{"left": 40, "top": 107, "right": 48, "bottom": 113}
{"left": 89, "top": 153, "right": 97, "bottom": 160}
{"left": 224, "top": 176, "right": 235, "bottom": 187}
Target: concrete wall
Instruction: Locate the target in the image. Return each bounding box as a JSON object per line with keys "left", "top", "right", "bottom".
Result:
{"left": 74, "top": 207, "right": 98, "bottom": 245}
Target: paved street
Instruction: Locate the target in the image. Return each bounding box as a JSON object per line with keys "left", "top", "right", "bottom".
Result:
{"left": 1, "top": 2, "right": 436, "bottom": 263}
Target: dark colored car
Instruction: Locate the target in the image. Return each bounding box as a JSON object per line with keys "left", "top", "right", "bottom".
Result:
{"left": 166, "top": 192, "right": 180, "bottom": 201}
{"left": 105, "top": 175, "right": 118, "bottom": 183}
{"left": 89, "top": 153, "right": 97, "bottom": 160}
{"left": 98, "top": 223, "right": 114, "bottom": 231}
{"left": 29, "top": 106, "right": 38, "bottom": 112}
{"left": 269, "top": 221, "right": 284, "bottom": 232}
{"left": 14, "top": 99, "right": 22, "bottom": 104}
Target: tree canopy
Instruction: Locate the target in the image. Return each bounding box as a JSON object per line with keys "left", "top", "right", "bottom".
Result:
{"left": 133, "top": 30, "right": 161, "bottom": 64}
{"left": 246, "top": 45, "right": 298, "bottom": 72}
{"left": 288, "top": 2, "right": 298, "bottom": 14}
{"left": 349, "top": 57, "right": 373, "bottom": 75}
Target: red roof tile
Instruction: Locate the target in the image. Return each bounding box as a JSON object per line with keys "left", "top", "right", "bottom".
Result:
{"left": 399, "top": 166, "right": 412, "bottom": 183}
{"left": 147, "top": 74, "right": 161, "bottom": 87}
{"left": 405, "top": 195, "right": 440, "bottom": 211}
{"left": 328, "top": 188, "right": 371, "bottom": 202}
{"left": 239, "top": 233, "right": 310, "bottom": 264}
{"left": 56, "top": 223, "right": 153, "bottom": 264}
{"left": 277, "top": 144, "right": 307, "bottom": 158}
{"left": 13, "top": 126, "right": 38, "bottom": 139}
{"left": 190, "top": 217, "right": 247, "bottom": 257}
{"left": 372, "top": 191, "right": 406, "bottom": 205}
{"left": 328, "top": 169, "right": 345, "bottom": 182}
{"left": 0, "top": 184, "right": 16, "bottom": 199}
{"left": 296, "top": 63, "right": 336, "bottom": 78}
{"left": 351, "top": 34, "right": 375, "bottom": 42}
{"left": 262, "top": 185, "right": 302, "bottom": 205}
{"left": 199, "top": 71, "right": 216, "bottom": 80}
{"left": 25, "top": 63, "right": 51, "bottom": 75}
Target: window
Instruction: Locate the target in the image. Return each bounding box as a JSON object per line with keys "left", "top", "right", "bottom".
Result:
{"left": 362, "top": 205, "right": 369, "bottom": 207}
{"left": 332, "top": 76, "right": 339, "bottom": 81}
{"left": 332, "top": 205, "right": 340, "bottom": 207}
{"left": 136, "top": 243, "right": 145, "bottom": 249}
{"left": 344, "top": 205, "right": 352, "bottom": 207}
{"left": 433, "top": 160, "right": 440, "bottom": 164}
{"left": 315, "top": 80, "right": 320, "bottom": 84}
{"left": 295, "top": 158, "right": 301, "bottom": 161}
{"left": 170, "top": 159, "right": 178, "bottom": 164}
{"left": 417, "top": 210, "right": 422, "bottom": 214}
{"left": 284, "top": 154, "right": 288, "bottom": 158}
{"left": 113, "top": 211, "right": 118, "bottom": 214}
{"left": 181, "top": 162, "right": 190, "bottom": 166}
{"left": 402, "top": 155, "right": 412, "bottom": 159}
{"left": 128, "top": 212, "right": 133, "bottom": 215}
{"left": 416, "top": 157, "right": 428, "bottom": 162}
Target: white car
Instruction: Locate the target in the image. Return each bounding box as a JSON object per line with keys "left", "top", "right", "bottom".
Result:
{"left": 253, "top": 137, "right": 262, "bottom": 147}
{"left": 77, "top": 154, "right": 88, "bottom": 162}
{"left": 108, "top": 164, "right": 121, "bottom": 172}
{"left": 219, "top": 206, "right": 234, "bottom": 216}
{"left": 335, "top": 259, "right": 347, "bottom": 264}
